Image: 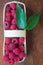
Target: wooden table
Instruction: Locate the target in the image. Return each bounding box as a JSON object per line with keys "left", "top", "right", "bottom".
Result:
{"left": 0, "top": 0, "right": 43, "bottom": 65}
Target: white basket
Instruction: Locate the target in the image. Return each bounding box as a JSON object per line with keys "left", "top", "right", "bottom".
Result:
{"left": 3, "top": 1, "right": 26, "bottom": 63}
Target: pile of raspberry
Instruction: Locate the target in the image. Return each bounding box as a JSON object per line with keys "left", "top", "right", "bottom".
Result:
{"left": 3, "top": 37, "right": 25, "bottom": 65}
{"left": 4, "top": 3, "right": 24, "bottom": 30}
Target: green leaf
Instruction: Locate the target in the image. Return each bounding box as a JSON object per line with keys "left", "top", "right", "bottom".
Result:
{"left": 26, "top": 12, "right": 40, "bottom": 30}
{"left": 16, "top": 4, "right": 26, "bottom": 29}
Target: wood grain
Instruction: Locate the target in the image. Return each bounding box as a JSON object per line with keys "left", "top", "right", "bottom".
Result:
{"left": 0, "top": 0, "right": 43, "bottom": 65}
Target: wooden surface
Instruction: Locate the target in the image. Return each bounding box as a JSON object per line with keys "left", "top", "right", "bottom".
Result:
{"left": 0, "top": 0, "right": 43, "bottom": 65}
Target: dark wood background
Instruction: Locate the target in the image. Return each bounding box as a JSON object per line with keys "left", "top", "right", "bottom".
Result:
{"left": 0, "top": 0, "right": 43, "bottom": 65}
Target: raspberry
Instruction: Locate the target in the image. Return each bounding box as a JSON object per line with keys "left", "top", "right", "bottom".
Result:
{"left": 4, "top": 21, "right": 10, "bottom": 30}
{"left": 14, "top": 56, "right": 20, "bottom": 62}
{"left": 13, "top": 48, "right": 20, "bottom": 55}
{"left": 19, "top": 37, "right": 24, "bottom": 44}
{"left": 9, "top": 43, "right": 16, "bottom": 51}
{"left": 6, "top": 5, "right": 11, "bottom": 12}
{"left": 12, "top": 38, "right": 18, "bottom": 44}
{"left": 14, "top": 13, "right": 16, "bottom": 19}
{"left": 3, "top": 55, "right": 9, "bottom": 62}
{"left": 8, "top": 59, "right": 14, "bottom": 65}
{"left": 6, "top": 12, "right": 11, "bottom": 17}
{"left": 6, "top": 16, "right": 11, "bottom": 22}
{"left": 10, "top": 25, "right": 16, "bottom": 30}
{"left": 19, "top": 52, "right": 25, "bottom": 59}
{"left": 5, "top": 45, "right": 9, "bottom": 51}
{"left": 5, "top": 38, "right": 11, "bottom": 44}
{"left": 10, "top": 3, "right": 16, "bottom": 10}
{"left": 11, "top": 19, "right": 16, "bottom": 25}
{"left": 19, "top": 45, "right": 24, "bottom": 52}
{"left": 11, "top": 10, "right": 16, "bottom": 18}
{"left": 9, "top": 52, "right": 15, "bottom": 59}
{"left": 5, "top": 50, "right": 9, "bottom": 55}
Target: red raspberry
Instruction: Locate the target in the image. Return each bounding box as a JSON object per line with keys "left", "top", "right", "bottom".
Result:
{"left": 6, "top": 12, "right": 11, "bottom": 17}
{"left": 14, "top": 56, "right": 20, "bottom": 62}
{"left": 14, "top": 13, "right": 16, "bottom": 19}
{"left": 5, "top": 38, "right": 11, "bottom": 44}
{"left": 6, "top": 5, "right": 11, "bottom": 12}
{"left": 10, "top": 3, "right": 16, "bottom": 10}
{"left": 9, "top": 43, "right": 16, "bottom": 51}
{"left": 19, "top": 45, "right": 24, "bottom": 52}
{"left": 11, "top": 10, "right": 16, "bottom": 18}
{"left": 9, "top": 52, "right": 15, "bottom": 59}
{"left": 5, "top": 50, "right": 9, "bottom": 55}
{"left": 10, "top": 25, "right": 16, "bottom": 30}
{"left": 4, "top": 21, "right": 10, "bottom": 30}
{"left": 12, "top": 38, "right": 18, "bottom": 44}
{"left": 13, "top": 48, "right": 20, "bottom": 55}
{"left": 19, "top": 37, "right": 24, "bottom": 44}
{"left": 11, "top": 19, "right": 16, "bottom": 25}
{"left": 3, "top": 55, "right": 9, "bottom": 62}
{"left": 6, "top": 16, "right": 11, "bottom": 22}
{"left": 19, "top": 52, "right": 25, "bottom": 59}
{"left": 8, "top": 59, "right": 14, "bottom": 65}
{"left": 4, "top": 45, "right": 9, "bottom": 51}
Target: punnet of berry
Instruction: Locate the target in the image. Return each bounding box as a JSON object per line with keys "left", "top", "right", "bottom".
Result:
{"left": 3, "top": 37, "right": 25, "bottom": 65}
{"left": 4, "top": 3, "right": 24, "bottom": 30}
